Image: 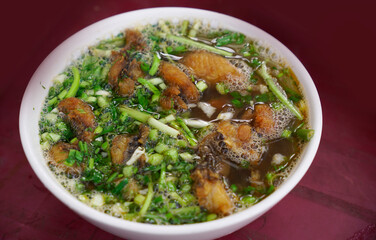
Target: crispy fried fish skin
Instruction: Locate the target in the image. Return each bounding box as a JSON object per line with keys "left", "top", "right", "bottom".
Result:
{"left": 180, "top": 50, "right": 246, "bottom": 86}
{"left": 159, "top": 86, "right": 188, "bottom": 110}
{"left": 253, "top": 104, "right": 275, "bottom": 135}
{"left": 123, "top": 29, "right": 145, "bottom": 51}
{"left": 127, "top": 59, "right": 145, "bottom": 80}
{"left": 118, "top": 78, "right": 136, "bottom": 96}
{"left": 110, "top": 125, "right": 150, "bottom": 165}
{"left": 108, "top": 55, "right": 127, "bottom": 89}
{"left": 111, "top": 134, "right": 132, "bottom": 165}
{"left": 58, "top": 97, "right": 97, "bottom": 143}
{"left": 108, "top": 54, "right": 138, "bottom": 97}
{"left": 215, "top": 120, "right": 262, "bottom": 165}
{"left": 159, "top": 61, "right": 200, "bottom": 103}
{"left": 191, "top": 167, "right": 234, "bottom": 216}
{"left": 49, "top": 142, "right": 81, "bottom": 176}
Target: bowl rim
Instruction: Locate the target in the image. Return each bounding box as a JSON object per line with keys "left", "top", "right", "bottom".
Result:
{"left": 19, "top": 7, "right": 322, "bottom": 237}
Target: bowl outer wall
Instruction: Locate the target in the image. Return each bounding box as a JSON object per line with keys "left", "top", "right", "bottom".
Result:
{"left": 19, "top": 7, "right": 322, "bottom": 240}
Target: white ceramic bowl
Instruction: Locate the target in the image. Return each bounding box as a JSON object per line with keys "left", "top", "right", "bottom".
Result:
{"left": 19, "top": 7, "right": 322, "bottom": 240}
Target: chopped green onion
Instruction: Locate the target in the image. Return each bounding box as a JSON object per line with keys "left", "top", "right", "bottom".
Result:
{"left": 188, "top": 20, "right": 201, "bottom": 38}
{"left": 179, "top": 152, "right": 193, "bottom": 161}
{"left": 176, "top": 118, "right": 196, "bottom": 140}
{"left": 140, "top": 62, "right": 150, "bottom": 72}
{"left": 58, "top": 90, "right": 67, "bottom": 100}
{"left": 112, "top": 179, "right": 128, "bottom": 196}
{"left": 257, "top": 63, "right": 303, "bottom": 120}
{"left": 158, "top": 20, "right": 171, "bottom": 34}
{"left": 206, "top": 213, "right": 217, "bottom": 221}
{"left": 148, "top": 129, "right": 159, "bottom": 141}
{"left": 177, "top": 140, "right": 188, "bottom": 148}
{"left": 106, "top": 172, "right": 119, "bottom": 183}
{"left": 181, "top": 20, "right": 189, "bottom": 36}
{"left": 65, "top": 67, "right": 80, "bottom": 98}
{"left": 148, "top": 118, "right": 179, "bottom": 138}
{"left": 170, "top": 121, "right": 196, "bottom": 146}
{"left": 149, "top": 153, "right": 164, "bottom": 165}
{"left": 160, "top": 33, "right": 233, "bottom": 57}
{"left": 169, "top": 192, "right": 187, "bottom": 206}
{"left": 170, "top": 206, "right": 200, "bottom": 216}
{"left": 119, "top": 106, "right": 180, "bottom": 137}
{"left": 137, "top": 78, "right": 161, "bottom": 95}
{"left": 281, "top": 129, "right": 292, "bottom": 138}
{"left": 119, "top": 106, "right": 151, "bottom": 123}
{"left": 241, "top": 195, "right": 256, "bottom": 204}
{"left": 155, "top": 143, "right": 169, "bottom": 153}
{"left": 148, "top": 77, "right": 164, "bottom": 85}
{"left": 134, "top": 194, "right": 146, "bottom": 206}
{"left": 196, "top": 81, "right": 208, "bottom": 92}
{"left": 139, "top": 181, "right": 154, "bottom": 216}
{"left": 123, "top": 165, "right": 135, "bottom": 178}
{"left": 164, "top": 148, "right": 179, "bottom": 162}
{"left": 88, "top": 157, "right": 94, "bottom": 169}
{"left": 149, "top": 53, "right": 160, "bottom": 76}
{"left": 295, "top": 129, "right": 315, "bottom": 141}
{"left": 216, "top": 82, "right": 229, "bottom": 95}
{"left": 159, "top": 162, "right": 166, "bottom": 190}
{"left": 48, "top": 97, "right": 58, "bottom": 106}
{"left": 98, "top": 96, "right": 110, "bottom": 108}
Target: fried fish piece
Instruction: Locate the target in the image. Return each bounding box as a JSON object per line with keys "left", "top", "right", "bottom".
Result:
{"left": 191, "top": 167, "right": 234, "bottom": 216}
{"left": 110, "top": 125, "right": 150, "bottom": 165}
{"left": 107, "top": 54, "right": 136, "bottom": 97}
{"left": 180, "top": 50, "right": 246, "bottom": 86}
{"left": 49, "top": 142, "right": 82, "bottom": 176}
{"left": 253, "top": 104, "right": 275, "bottom": 135}
{"left": 159, "top": 86, "right": 188, "bottom": 110}
{"left": 111, "top": 134, "right": 132, "bottom": 165}
{"left": 123, "top": 29, "right": 145, "bottom": 51}
{"left": 58, "top": 97, "right": 97, "bottom": 143}
{"left": 108, "top": 54, "right": 127, "bottom": 88}
{"left": 159, "top": 61, "right": 200, "bottom": 103}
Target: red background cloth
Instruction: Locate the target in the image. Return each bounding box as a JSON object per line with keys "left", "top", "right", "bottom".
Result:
{"left": 1, "top": 0, "right": 375, "bottom": 239}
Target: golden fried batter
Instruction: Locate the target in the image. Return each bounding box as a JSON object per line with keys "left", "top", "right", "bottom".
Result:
{"left": 180, "top": 50, "right": 246, "bottom": 86}
{"left": 159, "top": 86, "right": 188, "bottom": 110}
{"left": 58, "top": 97, "right": 97, "bottom": 143}
{"left": 108, "top": 54, "right": 127, "bottom": 88}
{"left": 48, "top": 142, "right": 81, "bottom": 176}
{"left": 191, "top": 167, "right": 234, "bottom": 216}
{"left": 159, "top": 61, "right": 200, "bottom": 103}
{"left": 253, "top": 104, "right": 275, "bottom": 135}
{"left": 111, "top": 134, "right": 132, "bottom": 165}
{"left": 110, "top": 125, "right": 150, "bottom": 165}
{"left": 127, "top": 59, "right": 145, "bottom": 80}
{"left": 123, "top": 29, "right": 145, "bottom": 51}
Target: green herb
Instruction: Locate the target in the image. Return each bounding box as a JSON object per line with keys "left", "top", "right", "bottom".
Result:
{"left": 65, "top": 67, "right": 80, "bottom": 98}
{"left": 257, "top": 62, "right": 303, "bottom": 120}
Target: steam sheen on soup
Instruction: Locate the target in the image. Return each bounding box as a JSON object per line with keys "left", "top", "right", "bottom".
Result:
{"left": 39, "top": 19, "right": 314, "bottom": 224}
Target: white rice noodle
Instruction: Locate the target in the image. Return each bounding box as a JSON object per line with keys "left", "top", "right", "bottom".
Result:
{"left": 198, "top": 102, "right": 216, "bottom": 118}
{"left": 126, "top": 147, "right": 146, "bottom": 165}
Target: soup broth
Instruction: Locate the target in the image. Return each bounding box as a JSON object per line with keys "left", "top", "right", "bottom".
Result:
{"left": 39, "top": 19, "right": 313, "bottom": 224}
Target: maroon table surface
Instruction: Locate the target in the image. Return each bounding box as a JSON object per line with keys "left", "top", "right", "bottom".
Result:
{"left": 1, "top": 0, "right": 375, "bottom": 239}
